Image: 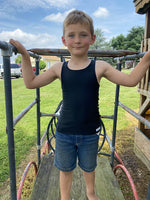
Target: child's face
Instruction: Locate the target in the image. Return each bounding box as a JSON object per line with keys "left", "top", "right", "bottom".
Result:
{"left": 62, "top": 23, "right": 96, "bottom": 56}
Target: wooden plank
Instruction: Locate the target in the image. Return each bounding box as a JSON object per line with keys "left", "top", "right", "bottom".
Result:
{"left": 95, "top": 157, "right": 125, "bottom": 200}
{"left": 30, "top": 155, "right": 125, "bottom": 200}
{"left": 70, "top": 167, "right": 87, "bottom": 200}
{"left": 137, "top": 88, "right": 150, "bottom": 98}
{"left": 144, "top": 70, "right": 149, "bottom": 90}
{"left": 30, "top": 154, "right": 60, "bottom": 200}
{"left": 138, "top": 97, "right": 150, "bottom": 115}
{"left": 134, "top": 143, "right": 150, "bottom": 171}
{"left": 145, "top": 9, "right": 150, "bottom": 39}
{"left": 134, "top": 127, "right": 150, "bottom": 160}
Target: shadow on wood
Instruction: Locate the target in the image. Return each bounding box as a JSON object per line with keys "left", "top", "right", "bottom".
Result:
{"left": 30, "top": 154, "right": 124, "bottom": 200}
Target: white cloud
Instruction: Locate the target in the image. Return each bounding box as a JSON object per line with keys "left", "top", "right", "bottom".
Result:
{"left": 4, "top": 0, "right": 74, "bottom": 10}
{"left": 93, "top": 7, "right": 109, "bottom": 18}
{"left": 43, "top": 9, "right": 75, "bottom": 23}
{"left": 0, "top": 29, "right": 60, "bottom": 49}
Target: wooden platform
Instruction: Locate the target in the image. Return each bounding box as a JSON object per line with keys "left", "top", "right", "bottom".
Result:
{"left": 30, "top": 154, "right": 124, "bottom": 200}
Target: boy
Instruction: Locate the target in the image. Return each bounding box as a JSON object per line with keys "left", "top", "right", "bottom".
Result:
{"left": 10, "top": 10, "right": 150, "bottom": 200}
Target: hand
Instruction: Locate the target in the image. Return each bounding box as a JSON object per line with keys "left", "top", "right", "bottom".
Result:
{"left": 9, "top": 39, "right": 28, "bottom": 55}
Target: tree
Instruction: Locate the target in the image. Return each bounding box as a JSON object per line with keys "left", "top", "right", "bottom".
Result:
{"left": 111, "top": 26, "right": 144, "bottom": 51}
{"left": 90, "top": 28, "right": 113, "bottom": 64}
{"left": 15, "top": 54, "right": 46, "bottom": 70}
{"left": 39, "top": 60, "right": 46, "bottom": 70}
{"left": 111, "top": 34, "right": 126, "bottom": 50}
{"left": 126, "top": 26, "right": 144, "bottom": 51}
{"left": 15, "top": 55, "right": 22, "bottom": 64}
{"left": 90, "top": 29, "right": 110, "bottom": 49}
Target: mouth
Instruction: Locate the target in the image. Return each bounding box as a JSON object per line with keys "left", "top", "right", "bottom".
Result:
{"left": 74, "top": 46, "right": 82, "bottom": 49}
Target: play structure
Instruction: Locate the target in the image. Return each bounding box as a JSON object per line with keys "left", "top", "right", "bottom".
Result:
{"left": 133, "top": 0, "right": 150, "bottom": 171}
{"left": 0, "top": 40, "right": 150, "bottom": 200}
{"left": 1, "top": 2, "right": 150, "bottom": 199}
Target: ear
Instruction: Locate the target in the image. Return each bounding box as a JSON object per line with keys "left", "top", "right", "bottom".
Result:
{"left": 90, "top": 34, "right": 96, "bottom": 45}
{"left": 62, "top": 36, "right": 67, "bottom": 46}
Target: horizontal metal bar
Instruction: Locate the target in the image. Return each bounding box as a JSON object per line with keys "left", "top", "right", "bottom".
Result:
{"left": 115, "top": 52, "right": 146, "bottom": 61}
{"left": 29, "top": 48, "right": 138, "bottom": 58}
{"left": 13, "top": 99, "right": 37, "bottom": 127}
{"left": 0, "top": 41, "right": 41, "bottom": 59}
{"left": 40, "top": 112, "right": 58, "bottom": 117}
{"left": 28, "top": 51, "right": 41, "bottom": 59}
{"left": 119, "top": 101, "right": 150, "bottom": 128}
{"left": 101, "top": 115, "right": 114, "bottom": 119}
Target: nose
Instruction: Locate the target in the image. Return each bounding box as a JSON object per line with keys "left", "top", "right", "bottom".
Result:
{"left": 74, "top": 35, "right": 80, "bottom": 43}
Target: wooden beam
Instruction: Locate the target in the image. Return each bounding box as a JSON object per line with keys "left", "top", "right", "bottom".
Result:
{"left": 138, "top": 97, "right": 150, "bottom": 115}
{"left": 144, "top": 8, "right": 150, "bottom": 39}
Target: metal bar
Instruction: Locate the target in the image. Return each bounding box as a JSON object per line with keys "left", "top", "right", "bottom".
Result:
{"left": 13, "top": 99, "right": 37, "bottom": 127}
{"left": 106, "top": 133, "right": 113, "bottom": 150}
{"left": 110, "top": 61, "right": 122, "bottom": 167}
{"left": 35, "top": 58, "right": 41, "bottom": 167}
{"left": 119, "top": 101, "right": 150, "bottom": 128}
{"left": 146, "top": 179, "right": 150, "bottom": 200}
{"left": 28, "top": 51, "right": 41, "bottom": 59}
{"left": 0, "top": 41, "right": 17, "bottom": 53}
{"left": 115, "top": 52, "right": 146, "bottom": 61}
{"left": 101, "top": 115, "right": 114, "bottom": 119}
{"left": 29, "top": 48, "right": 138, "bottom": 58}
{"left": 40, "top": 112, "right": 58, "bottom": 117}
{"left": 40, "top": 129, "right": 47, "bottom": 146}
{"left": 3, "top": 55, "right": 17, "bottom": 200}
{"left": 0, "top": 41, "right": 41, "bottom": 59}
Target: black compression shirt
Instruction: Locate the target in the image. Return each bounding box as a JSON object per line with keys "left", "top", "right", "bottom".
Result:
{"left": 57, "top": 60, "right": 100, "bottom": 135}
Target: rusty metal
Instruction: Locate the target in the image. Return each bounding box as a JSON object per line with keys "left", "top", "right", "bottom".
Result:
{"left": 29, "top": 48, "right": 138, "bottom": 58}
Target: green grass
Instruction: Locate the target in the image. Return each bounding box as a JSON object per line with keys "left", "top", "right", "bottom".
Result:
{"left": 0, "top": 69, "right": 140, "bottom": 184}
{"left": 0, "top": 78, "right": 62, "bottom": 184}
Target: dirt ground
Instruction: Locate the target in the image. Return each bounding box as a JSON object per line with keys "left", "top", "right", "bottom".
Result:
{"left": 115, "top": 128, "right": 150, "bottom": 200}
{"left": 0, "top": 123, "right": 150, "bottom": 200}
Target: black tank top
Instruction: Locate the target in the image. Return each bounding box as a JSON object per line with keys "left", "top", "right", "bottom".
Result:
{"left": 57, "top": 60, "right": 100, "bottom": 135}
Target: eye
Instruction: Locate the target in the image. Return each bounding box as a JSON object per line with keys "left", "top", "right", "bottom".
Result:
{"left": 80, "top": 33, "right": 88, "bottom": 37}
{"left": 68, "top": 34, "right": 74, "bottom": 38}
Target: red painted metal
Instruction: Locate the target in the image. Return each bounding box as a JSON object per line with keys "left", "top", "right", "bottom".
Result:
{"left": 17, "top": 161, "right": 38, "bottom": 200}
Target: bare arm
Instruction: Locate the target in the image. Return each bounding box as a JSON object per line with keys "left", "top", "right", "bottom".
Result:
{"left": 97, "top": 51, "right": 150, "bottom": 87}
{"left": 9, "top": 39, "right": 62, "bottom": 89}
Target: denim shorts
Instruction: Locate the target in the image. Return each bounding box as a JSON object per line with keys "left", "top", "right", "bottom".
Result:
{"left": 54, "top": 131, "right": 99, "bottom": 172}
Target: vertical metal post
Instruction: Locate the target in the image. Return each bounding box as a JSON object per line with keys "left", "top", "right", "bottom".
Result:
{"left": 110, "top": 59, "right": 122, "bottom": 167}
{"left": 35, "top": 58, "right": 41, "bottom": 167}
{"left": 1, "top": 48, "right": 17, "bottom": 199}
{"left": 146, "top": 179, "right": 150, "bottom": 200}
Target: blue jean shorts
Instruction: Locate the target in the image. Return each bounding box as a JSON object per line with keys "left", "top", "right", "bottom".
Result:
{"left": 54, "top": 131, "right": 99, "bottom": 172}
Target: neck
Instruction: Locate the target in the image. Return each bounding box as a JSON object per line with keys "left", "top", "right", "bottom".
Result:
{"left": 68, "top": 56, "right": 91, "bottom": 70}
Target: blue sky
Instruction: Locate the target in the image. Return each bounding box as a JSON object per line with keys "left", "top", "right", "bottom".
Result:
{"left": 0, "top": 0, "right": 145, "bottom": 63}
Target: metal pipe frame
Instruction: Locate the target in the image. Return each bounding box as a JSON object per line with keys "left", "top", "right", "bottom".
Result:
{"left": 1, "top": 43, "right": 17, "bottom": 200}
{"left": 110, "top": 60, "right": 122, "bottom": 167}
{"left": 0, "top": 41, "right": 41, "bottom": 200}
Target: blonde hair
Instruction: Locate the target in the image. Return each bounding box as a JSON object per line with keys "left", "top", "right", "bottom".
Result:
{"left": 63, "top": 10, "right": 94, "bottom": 36}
